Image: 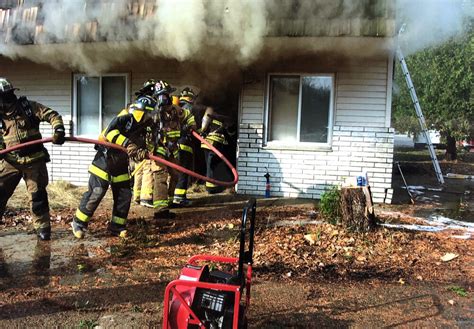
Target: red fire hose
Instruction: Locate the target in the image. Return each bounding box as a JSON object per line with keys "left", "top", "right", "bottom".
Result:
{"left": 0, "top": 132, "right": 238, "bottom": 187}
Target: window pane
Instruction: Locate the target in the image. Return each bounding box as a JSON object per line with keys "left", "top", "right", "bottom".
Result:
{"left": 269, "top": 76, "right": 299, "bottom": 142}
{"left": 77, "top": 77, "right": 99, "bottom": 135}
{"left": 300, "top": 76, "right": 332, "bottom": 143}
{"left": 102, "top": 76, "right": 126, "bottom": 129}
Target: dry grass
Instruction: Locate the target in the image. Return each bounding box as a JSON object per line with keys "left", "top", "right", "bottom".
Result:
{"left": 7, "top": 179, "right": 230, "bottom": 211}
{"left": 7, "top": 180, "right": 88, "bottom": 210}
{"left": 47, "top": 180, "right": 88, "bottom": 209}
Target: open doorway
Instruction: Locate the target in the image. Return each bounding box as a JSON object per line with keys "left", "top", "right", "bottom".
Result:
{"left": 191, "top": 83, "right": 240, "bottom": 182}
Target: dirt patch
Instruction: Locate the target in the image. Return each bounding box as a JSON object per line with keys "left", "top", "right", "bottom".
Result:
{"left": 1, "top": 193, "right": 473, "bottom": 328}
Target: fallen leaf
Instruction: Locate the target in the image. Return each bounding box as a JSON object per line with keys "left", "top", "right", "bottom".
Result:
{"left": 440, "top": 253, "right": 459, "bottom": 262}
{"left": 304, "top": 234, "right": 317, "bottom": 245}
{"left": 356, "top": 256, "right": 366, "bottom": 262}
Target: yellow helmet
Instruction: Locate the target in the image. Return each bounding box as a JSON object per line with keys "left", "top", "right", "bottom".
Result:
{"left": 179, "top": 87, "right": 196, "bottom": 104}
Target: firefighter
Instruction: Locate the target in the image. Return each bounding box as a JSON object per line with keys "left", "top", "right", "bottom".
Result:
{"left": 152, "top": 81, "right": 196, "bottom": 218}
{"left": 72, "top": 93, "right": 158, "bottom": 239}
{"left": 132, "top": 151, "right": 154, "bottom": 207}
{"left": 172, "top": 87, "right": 199, "bottom": 206}
{"left": 132, "top": 79, "right": 158, "bottom": 208}
{"left": 201, "top": 107, "right": 235, "bottom": 194}
{"left": 0, "top": 77, "right": 66, "bottom": 241}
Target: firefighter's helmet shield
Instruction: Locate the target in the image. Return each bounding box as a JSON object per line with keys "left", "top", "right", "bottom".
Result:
{"left": 0, "top": 78, "right": 17, "bottom": 94}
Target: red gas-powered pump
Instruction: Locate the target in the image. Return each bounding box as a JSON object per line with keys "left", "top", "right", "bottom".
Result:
{"left": 162, "top": 198, "right": 256, "bottom": 329}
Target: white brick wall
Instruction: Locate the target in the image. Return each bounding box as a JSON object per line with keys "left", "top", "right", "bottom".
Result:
{"left": 40, "top": 116, "right": 96, "bottom": 186}
{"left": 237, "top": 124, "right": 394, "bottom": 203}
{"left": 237, "top": 56, "right": 395, "bottom": 203}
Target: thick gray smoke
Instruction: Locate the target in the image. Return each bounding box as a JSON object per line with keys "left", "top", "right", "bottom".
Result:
{"left": 0, "top": 0, "right": 269, "bottom": 73}
{"left": 396, "top": 0, "right": 473, "bottom": 54}
{"left": 0, "top": 0, "right": 472, "bottom": 74}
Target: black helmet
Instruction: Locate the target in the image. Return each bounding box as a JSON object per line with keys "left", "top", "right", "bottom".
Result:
{"left": 154, "top": 80, "right": 176, "bottom": 107}
{"left": 153, "top": 80, "right": 176, "bottom": 97}
{"left": 179, "top": 87, "right": 196, "bottom": 104}
{"left": 135, "top": 79, "right": 157, "bottom": 96}
{"left": 0, "top": 78, "right": 17, "bottom": 94}
{"left": 134, "top": 95, "right": 157, "bottom": 111}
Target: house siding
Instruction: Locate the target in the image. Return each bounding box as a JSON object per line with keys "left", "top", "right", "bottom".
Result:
{"left": 1, "top": 59, "right": 183, "bottom": 186}
{"left": 0, "top": 62, "right": 96, "bottom": 185}
{"left": 1, "top": 54, "right": 395, "bottom": 203}
{"left": 1, "top": 64, "right": 71, "bottom": 116}
{"left": 237, "top": 57, "right": 394, "bottom": 203}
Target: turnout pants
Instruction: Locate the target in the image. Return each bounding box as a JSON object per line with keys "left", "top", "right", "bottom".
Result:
{"left": 152, "top": 157, "right": 178, "bottom": 209}
{"left": 133, "top": 159, "right": 154, "bottom": 203}
{"left": 174, "top": 139, "right": 194, "bottom": 202}
{"left": 203, "top": 142, "right": 228, "bottom": 194}
{"left": 0, "top": 160, "right": 50, "bottom": 229}
{"left": 74, "top": 150, "right": 131, "bottom": 228}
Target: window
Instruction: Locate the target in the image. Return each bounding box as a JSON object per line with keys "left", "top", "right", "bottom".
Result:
{"left": 74, "top": 74, "right": 129, "bottom": 136}
{"left": 267, "top": 74, "right": 334, "bottom": 145}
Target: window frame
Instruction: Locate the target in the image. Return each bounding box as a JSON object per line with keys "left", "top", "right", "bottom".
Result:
{"left": 265, "top": 73, "right": 335, "bottom": 149}
{"left": 72, "top": 73, "right": 130, "bottom": 137}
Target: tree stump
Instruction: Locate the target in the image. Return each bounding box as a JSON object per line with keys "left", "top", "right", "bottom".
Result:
{"left": 340, "top": 186, "right": 377, "bottom": 232}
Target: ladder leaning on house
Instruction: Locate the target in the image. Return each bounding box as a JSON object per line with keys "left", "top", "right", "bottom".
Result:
{"left": 396, "top": 46, "right": 445, "bottom": 185}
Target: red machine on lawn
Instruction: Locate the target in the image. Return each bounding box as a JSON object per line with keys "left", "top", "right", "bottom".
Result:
{"left": 162, "top": 198, "right": 256, "bottom": 329}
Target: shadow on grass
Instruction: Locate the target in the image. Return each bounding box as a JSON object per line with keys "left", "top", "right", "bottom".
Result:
{"left": 0, "top": 281, "right": 167, "bottom": 320}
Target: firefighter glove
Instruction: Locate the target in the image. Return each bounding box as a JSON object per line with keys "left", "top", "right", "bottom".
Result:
{"left": 52, "top": 126, "right": 66, "bottom": 145}
{"left": 126, "top": 142, "right": 148, "bottom": 162}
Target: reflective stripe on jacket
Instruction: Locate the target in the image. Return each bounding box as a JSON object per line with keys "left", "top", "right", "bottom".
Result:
{"left": 0, "top": 98, "right": 64, "bottom": 165}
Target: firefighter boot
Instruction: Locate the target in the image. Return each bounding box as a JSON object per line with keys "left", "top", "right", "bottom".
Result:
{"left": 140, "top": 200, "right": 154, "bottom": 208}
{"left": 37, "top": 226, "right": 51, "bottom": 241}
{"left": 108, "top": 222, "right": 128, "bottom": 238}
{"left": 172, "top": 196, "right": 192, "bottom": 208}
{"left": 71, "top": 219, "right": 87, "bottom": 239}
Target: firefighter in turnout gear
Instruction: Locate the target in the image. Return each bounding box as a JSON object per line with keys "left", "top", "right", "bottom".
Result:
{"left": 201, "top": 107, "right": 235, "bottom": 194}
{"left": 132, "top": 138, "right": 155, "bottom": 207}
{"left": 0, "top": 78, "right": 65, "bottom": 241}
{"left": 72, "top": 94, "right": 159, "bottom": 239}
{"left": 173, "top": 87, "right": 198, "bottom": 206}
{"left": 152, "top": 81, "right": 196, "bottom": 218}
{"left": 132, "top": 79, "right": 159, "bottom": 208}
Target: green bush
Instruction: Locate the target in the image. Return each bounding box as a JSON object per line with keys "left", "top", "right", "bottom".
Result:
{"left": 320, "top": 186, "right": 342, "bottom": 224}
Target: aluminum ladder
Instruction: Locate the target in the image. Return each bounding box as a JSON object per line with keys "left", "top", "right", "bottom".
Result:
{"left": 396, "top": 46, "right": 445, "bottom": 184}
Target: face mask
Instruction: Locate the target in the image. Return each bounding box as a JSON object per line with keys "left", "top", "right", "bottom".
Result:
{"left": 158, "top": 94, "right": 171, "bottom": 107}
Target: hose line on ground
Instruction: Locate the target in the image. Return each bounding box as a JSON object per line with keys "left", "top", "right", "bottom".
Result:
{"left": 0, "top": 134, "right": 238, "bottom": 187}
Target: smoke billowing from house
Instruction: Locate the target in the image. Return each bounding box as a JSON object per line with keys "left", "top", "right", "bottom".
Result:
{"left": 0, "top": 0, "right": 472, "bottom": 74}
{"left": 396, "top": 0, "right": 473, "bottom": 55}
{"left": 0, "top": 0, "right": 270, "bottom": 73}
